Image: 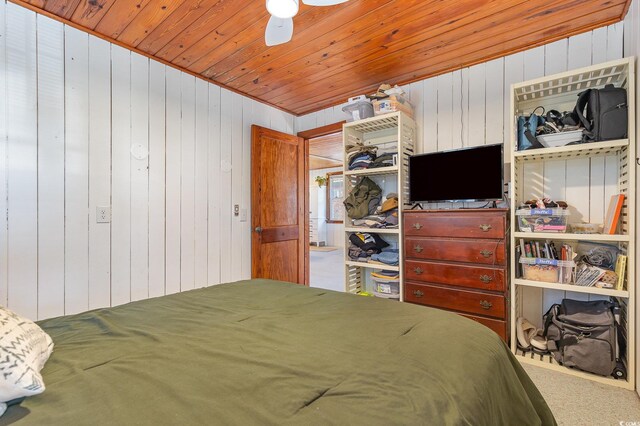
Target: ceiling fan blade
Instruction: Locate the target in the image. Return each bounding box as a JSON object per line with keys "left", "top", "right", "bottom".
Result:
{"left": 265, "top": 16, "right": 294, "bottom": 46}
{"left": 302, "top": 0, "right": 348, "bottom": 5}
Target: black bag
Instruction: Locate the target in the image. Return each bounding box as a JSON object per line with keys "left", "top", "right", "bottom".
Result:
{"left": 543, "top": 299, "right": 617, "bottom": 377}
{"left": 574, "top": 84, "right": 628, "bottom": 142}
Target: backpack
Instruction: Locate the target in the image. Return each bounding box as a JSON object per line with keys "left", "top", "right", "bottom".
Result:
{"left": 543, "top": 299, "right": 618, "bottom": 377}
{"left": 343, "top": 177, "right": 382, "bottom": 220}
{"left": 517, "top": 106, "right": 545, "bottom": 151}
{"left": 574, "top": 84, "right": 628, "bottom": 142}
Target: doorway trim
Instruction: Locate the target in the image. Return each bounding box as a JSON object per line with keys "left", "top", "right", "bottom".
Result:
{"left": 297, "top": 121, "right": 345, "bottom": 286}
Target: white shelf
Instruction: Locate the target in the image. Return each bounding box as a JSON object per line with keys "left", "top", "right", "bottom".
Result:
{"left": 514, "top": 279, "right": 629, "bottom": 298}
{"left": 514, "top": 232, "right": 630, "bottom": 242}
{"left": 343, "top": 112, "right": 401, "bottom": 133}
{"left": 513, "top": 139, "right": 628, "bottom": 162}
{"left": 515, "top": 349, "right": 632, "bottom": 390}
{"left": 345, "top": 261, "right": 400, "bottom": 272}
{"left": 345, "top": 227, "right": 399, "bottom": 234}
{"left": 344, "top": 166, "right": 398, "bottom": 176}
{"left": 509, "top": 57, "right": 636, "bottom": 390}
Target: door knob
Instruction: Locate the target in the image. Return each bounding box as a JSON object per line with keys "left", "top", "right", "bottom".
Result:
{"left": 254, "top": 226, "right": 263, "bottom": 233}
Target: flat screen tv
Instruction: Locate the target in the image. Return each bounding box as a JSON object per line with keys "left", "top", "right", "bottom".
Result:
{"left": 409, "top": 144, "right": 503, "bottom": 203}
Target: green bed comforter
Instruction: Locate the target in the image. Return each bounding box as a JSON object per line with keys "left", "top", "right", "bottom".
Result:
{"left": 1, "top": 279, "right": 555, "bottom": 425}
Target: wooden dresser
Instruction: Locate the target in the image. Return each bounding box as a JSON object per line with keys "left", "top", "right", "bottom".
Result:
{"left": 403, "top": 209, "right": 509, "bottom": 341}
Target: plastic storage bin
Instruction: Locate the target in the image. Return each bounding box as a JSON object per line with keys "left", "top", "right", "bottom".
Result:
{"left": 516, "top": 208, "right": 569, "bottom": 233}
{"left": 520, "top": 257, "right": 575, "bottom": 283}
{"left": 372, "top": 95, "right": 414, "bottom": 118}
{"left": 536, "top": 130, "right": 583, "bottom": 148}
{"left": 342, "top": 101, "right": 374, "bottom": 122}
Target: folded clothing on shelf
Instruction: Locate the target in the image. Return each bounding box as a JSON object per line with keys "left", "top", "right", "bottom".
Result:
{"left": 344, "top": 177, "right": 382, "bottom": 220}
{"left": 349, "top": 152, "right": 376, "bottom": 170}
{"left": 371, "top": 270, "right": 399, "bottom": 280}
{"left": 347, "top": 232, "right": 390, "bottom": 262}
{"left": 370, "top": 249, "right": 399, "bottom": 266}
{"left": 369, "top": 152, "right": 397, "bottom": 168}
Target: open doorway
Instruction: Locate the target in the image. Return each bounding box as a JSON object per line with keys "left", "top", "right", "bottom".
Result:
{"left": 300, "top": 124, "right": 345, "bottom": 292}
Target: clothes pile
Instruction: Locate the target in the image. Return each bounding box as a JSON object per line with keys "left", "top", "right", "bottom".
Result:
{"left": 347, "top": 232, "right": 389, "bottom": 262}
{"left": 343, "top": 177, "right": 382, "bottom": 220}
{"left": 346, "top": 142, "right": 397, "bottom": 171}
{"left": 351, "top": 193, "right": 398, "bottom": 229}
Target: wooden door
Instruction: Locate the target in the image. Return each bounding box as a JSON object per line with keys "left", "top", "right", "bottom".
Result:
{"left": 251, "top": 125, "right": 307, "bottom": 284}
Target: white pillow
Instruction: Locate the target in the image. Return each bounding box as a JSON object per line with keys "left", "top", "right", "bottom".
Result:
{"left": 0, "top": 307, "right": 53, "bottom": 402}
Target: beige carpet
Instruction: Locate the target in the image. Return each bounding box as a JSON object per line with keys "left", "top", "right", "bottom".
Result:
{"left": 523, "top": 363, "right": 640, "bottom": 425}
{"left": 309, "top": 246, "right": 338, "bottom": 252}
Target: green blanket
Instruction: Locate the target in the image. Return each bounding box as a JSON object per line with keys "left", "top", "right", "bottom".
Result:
{"left": 2, "top": 279, "right": 555, "bottom": 425}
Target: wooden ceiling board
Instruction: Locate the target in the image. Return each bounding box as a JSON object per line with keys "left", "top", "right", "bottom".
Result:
{"left": 247, "top": 0, "right": 507, "bottom": 100}
{"left": 269, "top": 0, "right": 611, "bottom": 105}
{"left": 281, "top": 0, "right": 626, "bottom": 112}
{"left": 116, "top": 0, "right": 190, "bottom": 46}
{"left": 309, "top": 133, "right": 343, "bottom": 162}
{"left": 309, "top": 156, "right": 342, "bottom": 170}
{"left": 12, "top": 0, "right": 631, "bottom": 116}
{"left": 71, "top": 0, "right": 116, "bottom": 28}
{"left": 94, "top": 0, "right": 154, "bottom": 39}
{"left": 201, "top": 0, "right": 394, "bottom": 82}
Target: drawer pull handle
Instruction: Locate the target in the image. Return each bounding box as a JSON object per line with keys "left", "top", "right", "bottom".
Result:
{"left": 413, "top": 290, "right": 424, "bottom": 298}
{"left": 414, "top": 245, "right": 424, "bottom": 253}
{"left": 412, "top": 223, "right": 423, "bottom": 230}
{"left": 480, "top": 300, "right": 492, "bottom": 310}
{"left": 479, "top": 275, "right": 493, "bottom": 284}
{"left": 479, "top": 250, "right": 493, "bottom": 258}
{"left": 414, "top": 267, "right": 424, "bottom": 275}
{"left": 479, "top": 224, "right": 492, "bottom": 232}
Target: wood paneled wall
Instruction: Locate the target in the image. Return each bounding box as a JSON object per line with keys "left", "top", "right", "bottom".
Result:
{"left": 623, "top": 0, "right": 639, "bottom": 395}
{"left": 0, "top": 1, "right": 295, "bottom": 320}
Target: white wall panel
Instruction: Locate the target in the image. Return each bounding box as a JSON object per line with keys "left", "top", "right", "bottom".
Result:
{"left": 130, "top": 53, "right": 150, "bottom": 302}
{"left": 36, "top": 16, "right": 65, "bottom": 319}
{"left": 1, "top": 1, "right": 299, "bottom": 319}
{"left": 7, "top": 4, "right": 38, "bottom": 319}
{"left": 165, "top": 67, "right": 182, "bottom": 295}
{"left": 64, "top": 26, "right": 90, "bottom": 315}
{"left": 195, "top": 78, "right": 209, "bottom": 287}
{"left": 0, "top": 0, "right": 7, "bottom": 308}
{"left": 111, "top": 45, "right": 132, "bottom": 307}
{"left": 148, "top": 60, "right": 166, "bottom": 298}
{"left": 88, "top": 36, "right": 112, "bottom": 310}
{"left": 207, "top": 84, "right": 222, "bottom": 286}
{"left": 180, "top": 73, "right": 196, "bottom": 291}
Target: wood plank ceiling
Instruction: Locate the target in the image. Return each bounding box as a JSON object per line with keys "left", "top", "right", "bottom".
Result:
{"left": 14, "top": 0, "right": 631, "bottom": 116}
{"left": 309, "top": 132, "right": 343, "bottom": 170}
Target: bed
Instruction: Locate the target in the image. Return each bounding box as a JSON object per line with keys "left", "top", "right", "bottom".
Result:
{"left": 1, "top": 279, "right": 555, "bottom": 425}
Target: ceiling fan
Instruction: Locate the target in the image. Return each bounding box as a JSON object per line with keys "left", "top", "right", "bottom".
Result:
{"left": 265, "top": 0, "right": 349, "bottom": 46}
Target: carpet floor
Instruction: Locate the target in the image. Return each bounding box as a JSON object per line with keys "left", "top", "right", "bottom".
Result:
{"left": 523, "top": 363, "right": 640, "bottom": 425}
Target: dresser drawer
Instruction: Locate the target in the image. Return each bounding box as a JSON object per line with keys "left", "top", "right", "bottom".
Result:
{"left": 404, "top": 213, "right": 505, "bottom": 239}
{"left": 405, "top": 260, "right": 505, "bottom": 292}
{"left": 461, "top": 314, "right": 508, "bottom": 341}
{"left": 405, "top": 282, "right": 506, "bottom": 319}
{"left": 405, "top": 237, "right": 506, "bottom": 265}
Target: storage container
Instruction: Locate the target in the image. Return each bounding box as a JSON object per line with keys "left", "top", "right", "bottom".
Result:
{"left": 372, "top": 95, "right": 414, "bottom": 118}
{"left": 516, "top": 208, "right": 569, "bottom": 233}
{"left": 342, "top": 101, "right": 374, "bottom": 122}
{"left": 520, "top": 257, "right": 575, "bottom": 283}
{"left": 373, "top": 279, "right": 399, "bottom": 296}
{"left": 536, "top": 130, "right": 583, "bottom": 147}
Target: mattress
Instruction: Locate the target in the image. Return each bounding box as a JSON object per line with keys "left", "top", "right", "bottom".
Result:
{"left": 1, "top": 279, "right": 555, "bottom": 425}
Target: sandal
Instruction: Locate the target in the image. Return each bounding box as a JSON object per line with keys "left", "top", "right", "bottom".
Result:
{"left": 516, "top": 317, "right": 537, "bottom": 350}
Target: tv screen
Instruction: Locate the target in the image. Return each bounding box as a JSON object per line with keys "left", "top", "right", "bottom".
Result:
{"left": 409, "top": 144, "right": 503, "bottom": 203}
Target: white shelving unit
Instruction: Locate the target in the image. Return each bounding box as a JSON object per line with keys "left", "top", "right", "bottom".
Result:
{"left": 342, "top": 112, "right": 416, "bottom": 300}
{"left": 509, "top": 58, "right": 636, "bottom": 389}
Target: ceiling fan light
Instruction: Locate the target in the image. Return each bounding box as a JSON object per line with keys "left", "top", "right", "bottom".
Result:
{"left": 266, "top": 0, "right": 299, "bottom": 19}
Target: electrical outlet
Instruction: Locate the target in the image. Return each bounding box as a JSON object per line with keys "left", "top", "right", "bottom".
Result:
{"left": 96, "top": 206, "right": 111, "bottom": 223}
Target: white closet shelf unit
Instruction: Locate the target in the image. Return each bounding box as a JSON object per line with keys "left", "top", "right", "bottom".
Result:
{"left": 343, "top": 112, "right": 416, "bottom": 300}
{"left": 509, "top": 57, "right": 636, "bottom": 389}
